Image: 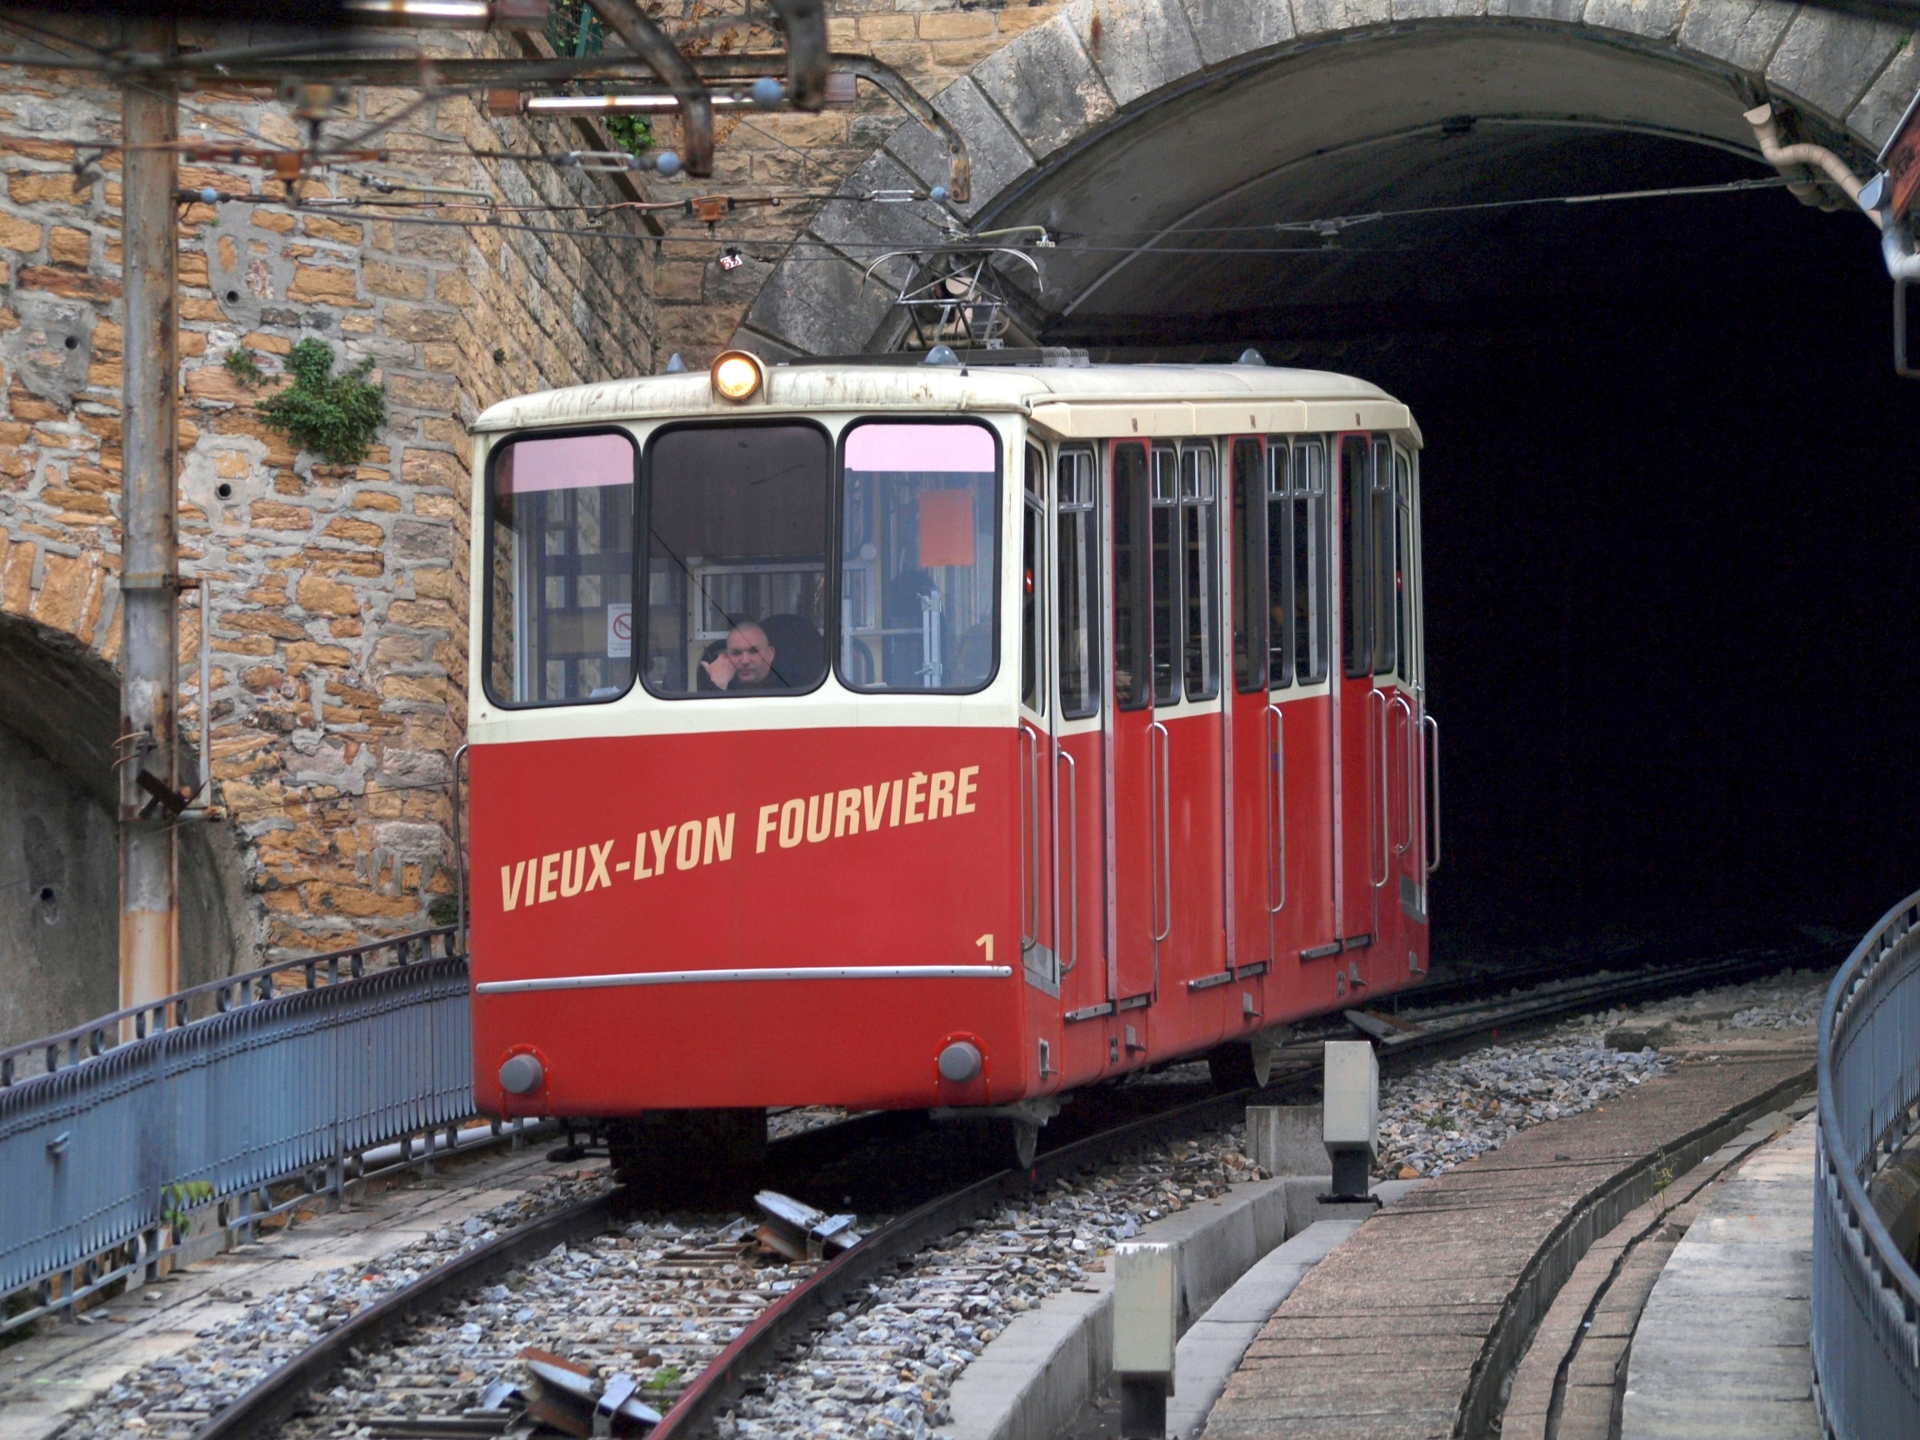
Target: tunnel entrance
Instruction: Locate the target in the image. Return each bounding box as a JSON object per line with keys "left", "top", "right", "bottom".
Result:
{"left": 747, "top": 15, "right": 1920, "bottom": 954}
{"left": 0, "top": 613, "right": 249, "bottom": 1048}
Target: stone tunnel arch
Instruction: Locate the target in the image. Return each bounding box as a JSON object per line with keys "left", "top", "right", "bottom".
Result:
{"left": 0, "top": 610, "right": 250, "bottom": 1048}
{"left": 731, "top": 1, "right": 1920, "bottom": 357}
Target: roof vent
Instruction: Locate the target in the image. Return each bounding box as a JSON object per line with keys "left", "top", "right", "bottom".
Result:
{"left": 1236, "top": 347, "right": 1266, "bottom": 366}
{"left": 665, "top": 353, "right": 688, "bottom": 373}
{"left": 922, "top": 344, "right": 962, "bottom": 367}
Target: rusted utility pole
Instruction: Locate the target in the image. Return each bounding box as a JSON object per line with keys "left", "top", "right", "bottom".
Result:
{"left": 119, "top": 18, "right": 181, "bottom": 1015}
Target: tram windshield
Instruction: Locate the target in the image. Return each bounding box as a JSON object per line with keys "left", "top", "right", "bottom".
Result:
{"left": 485, "top": 430, "right": 637, "bottom": 707}
{"left": 839, "top": 421, "right": 1000, "bottom": 693}
{"left": 643, "top": 422, "right": 832, "bottom": 697}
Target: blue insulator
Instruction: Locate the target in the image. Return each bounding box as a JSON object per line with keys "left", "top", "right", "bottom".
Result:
{"left": 929, "top": 185, "right": 949, "bottom": 203}
{"left": 751, "top": 77, "right": 785, "bottom": 110}
{"left": 198, "top": 187, "right": 221, "bottom": 205}
{"left": 665, "top": 353, "right": 688, "bottom": 373}
{"left": 653, "top": 150, "right": 682, "bottom": 178}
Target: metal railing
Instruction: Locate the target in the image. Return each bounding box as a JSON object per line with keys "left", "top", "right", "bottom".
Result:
{"left": 1813, "top": 889, "right": 1920, "bottom": 1437}
{"left": 0, "top": 927, "right": 503, "bottom": 1333}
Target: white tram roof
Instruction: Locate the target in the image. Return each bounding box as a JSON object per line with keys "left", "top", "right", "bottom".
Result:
{"left": 470, "top": 362, "right": 1421, "bottom": 447}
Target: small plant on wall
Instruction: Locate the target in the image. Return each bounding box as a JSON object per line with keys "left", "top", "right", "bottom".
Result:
{"left": 255, "top": 339, "right": 386, "bottom": 466}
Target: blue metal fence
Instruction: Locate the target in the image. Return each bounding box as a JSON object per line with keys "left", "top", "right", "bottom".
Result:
{"left": 1813, "top": 889, "right": 1920, "bottom": 1437}
{"left": 0, "top": 929, "right": 484, "bottom": 1331}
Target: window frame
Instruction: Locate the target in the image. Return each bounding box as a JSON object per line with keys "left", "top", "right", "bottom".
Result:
{"left": 1057, "top": 445, "right": 1102, "bottom": 721}
{"left": 1111, "top": 440, "right": 1153, "bottom": 713}
{"left": 1232, "top": 436, "right": 1269, "bottom": 695}
{"left": 1290, "top": 436, "right": 1330, "bottom": 687}
{"left": 480, "top": 424, "right": 641, "bottom": 712}
{"left": 833, "top": 414, "right": 1005, "bottom": 698}
{"left": 640, "top": 415, "right": 837, "bottom": 701}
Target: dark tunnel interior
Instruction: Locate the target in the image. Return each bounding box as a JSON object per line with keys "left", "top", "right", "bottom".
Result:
{"left": 1044, "top": 126, "right": 1920, "bottom": 961}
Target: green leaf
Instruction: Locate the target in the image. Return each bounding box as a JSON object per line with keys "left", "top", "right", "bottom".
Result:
{"left": 255, "top": 338, "right": 387, "bottom": 466}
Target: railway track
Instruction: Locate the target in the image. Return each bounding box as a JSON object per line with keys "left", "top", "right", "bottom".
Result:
{"left": 191, "top": 941, "right": 1833, "bottom": 1440}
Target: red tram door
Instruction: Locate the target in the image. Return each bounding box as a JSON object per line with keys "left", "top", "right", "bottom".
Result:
{"left": 1334, "top": 434, "right": 1385, "bottom": 993}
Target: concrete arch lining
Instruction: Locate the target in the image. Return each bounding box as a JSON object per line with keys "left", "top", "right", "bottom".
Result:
{"left": 734, "top": 3, "right": 1920, "bottom": 357}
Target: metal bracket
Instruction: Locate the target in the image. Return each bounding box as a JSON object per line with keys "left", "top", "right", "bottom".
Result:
{"left": 120, "top": 571, "right": 179, "bottom": 592}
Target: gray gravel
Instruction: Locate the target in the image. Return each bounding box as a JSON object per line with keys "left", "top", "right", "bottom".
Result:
{"left": 48, "top": 1170, "right": 612, "bottom": 1440}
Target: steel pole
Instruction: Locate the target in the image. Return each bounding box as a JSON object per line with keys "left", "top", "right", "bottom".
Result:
{"left": 119, "top": 21, "right": 181, "bottom": 1014}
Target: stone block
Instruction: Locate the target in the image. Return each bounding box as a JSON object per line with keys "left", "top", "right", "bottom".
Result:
{"left": 1291, "top": 0, "right": 1390, "bottom": 38}
{"left": 1768, "top": 9, "right": 1908, "bottom": 122}
{"left": 365, "top": 260, "right": 430, "bottom": 300}
{"left": 322, "top": 515, "right": 386, "bottom": 546}
{"left": 7, "top": 170, "right": 86, "bottom": 207}
{"left": 1067, "top": 0, "right": 1204, "bottom": 109}
{"left": 1392, "top": 0, "right": 1485, "bottom": 17}
{"left": 973, "top": 12, "right": 1116, "bottom": 160}
{"left": 46, "top": 226, "right": 87, "bottom": 267}
{"left": 886, "top": 77, "right": 1036, "bottom": 216}
{"left": 1178, "top": 0, "right": 1296, "bottom": 65}
{"left": 250, "top": 499, "right": 313, "bottom": 532}
{"left": 288, "top": 263, "right": 365, "bottom": 306}
{"left": 1581, "top": 0, "right": 1684, "bottom": 41}
{"left": 1247, "top": 1105, "right": 1329, "bottom": 1175}
{"left": 1484, "top": 0, "right": 1583, "bottom": 18}
{"left": 742, "top": 238, "right": 895, "bottom": 355}
{"left": 1677, "top": 0, "right": 1798, "bottom": 73}
{"left": 920, "top": 10, "right": 997, "bottom": 38}
{"left": 296, "top": 575, "right": 360, "bottom": 616}
{"left": 1847, "top": 32, "right": 1920, "bottom": 149}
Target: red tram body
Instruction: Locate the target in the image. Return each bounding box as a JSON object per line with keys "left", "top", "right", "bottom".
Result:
{"left": 465, "top": 358, "right": 1435, "bottom": 1134}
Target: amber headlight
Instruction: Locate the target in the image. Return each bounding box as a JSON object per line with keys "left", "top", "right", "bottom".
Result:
{"left": 711, "top": 349, "right": 764, "bottom": 402}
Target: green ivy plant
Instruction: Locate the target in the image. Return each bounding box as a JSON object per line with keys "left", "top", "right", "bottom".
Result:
{"left": 604, "top": 113, "right": 653, "bottom": 158}
{"left": 255, "top": 339, "right": 387, "bottom": 466}
{"left": 222, "top": 348, "right": 265, "bottom": 387}
{"left": 161, "top": 1180, "right": 215, "bottom": 1238}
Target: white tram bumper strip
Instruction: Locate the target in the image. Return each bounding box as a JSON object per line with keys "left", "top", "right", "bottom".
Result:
{"left": 475, "top": 964, "right": 1014, "bottom": 995}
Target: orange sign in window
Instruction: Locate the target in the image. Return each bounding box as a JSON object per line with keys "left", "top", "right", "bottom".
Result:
{"left": 918, "top": 489, "right": 976, "bottom": 568}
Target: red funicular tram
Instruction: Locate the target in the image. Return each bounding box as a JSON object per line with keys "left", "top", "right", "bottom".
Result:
{"left": 465, "top": 351, "right": 1436, "bottom": 1173}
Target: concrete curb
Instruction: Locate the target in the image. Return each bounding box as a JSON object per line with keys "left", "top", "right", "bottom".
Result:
{"left": 934, "top": 1175, "right": 1420, "bottom": 1440}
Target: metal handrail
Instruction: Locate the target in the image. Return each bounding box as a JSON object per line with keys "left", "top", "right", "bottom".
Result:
{"left": 0, "top": 925, "right": 459, "bottom": 1087}
{"left": 1812, "top": 888, "right": 1920, "bottom": 1437}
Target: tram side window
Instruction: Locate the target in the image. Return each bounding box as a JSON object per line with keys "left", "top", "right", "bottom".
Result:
{"left": 1372, "top": 436, "right": 1397, "bottom": 678}
{"left": 1231, "top": 438, "right": 1267, "bottom": 693}
{"left": 1260, "top": 441, "right": 1289, "bottom": 689}
{"left": 1181, "top": 444, "right": 1220, "bottom": 702}
{"left": 1292, "top": 438, "right": 1329, "bottom": 685}
{"left": 1150, "top": 446, "right": 1179, "bottom": 705}
{"left": 485, "top": 429, "right": 637, "bottom": 708}
{"left": 1112, "top": 442, "right": 1150, "bottom": 711}
{"left": 1022, "top": 446, "right": 1045, "bottom": 716}
{"left": 840, "top": 421, "right": 1000, "bottom": 693}
{"left": 1057, "top": 448, "right": 1101, "bottom": 719}
{"left": 642, "top": 423, "right": 831, "bottom": 698}
{"left": 1341, "top": 435, "right": 1372, "bottom": 679}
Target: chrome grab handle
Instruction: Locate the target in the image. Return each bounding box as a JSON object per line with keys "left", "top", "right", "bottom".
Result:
{"left": 1020, "top": 724, "right": 1040, "bottom": 945}
{"left": 1388, "top": 693, "right": 1414, "bottom": 857}
{"left": 1265, "top": 704, "right": 1285, "bottom": 915}
{"left": 1057, "top": 745, "right": 1079, "bottom": 973}
{"left": 1149, "top": 720, "right": 1171, "bottom": 943}
{"left": 1368, "top": 688, "right": 1388, "bottom": 887}
{"left": 1422, "top": 712, "right": 1441, "bottom": 875}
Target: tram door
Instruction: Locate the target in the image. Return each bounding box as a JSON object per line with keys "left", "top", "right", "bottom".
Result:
{"left": 1227, "top": 439, "right": 1278, "bottom": 974}
{"left": 1107, "top": 441, "right": 1158, "bottom": 1009}
{"left": 1052, "top": 447, "right": 1106, "bottom": 1065}
{"left": 1334, "top": 435, "right": 1387, "bottom": 984}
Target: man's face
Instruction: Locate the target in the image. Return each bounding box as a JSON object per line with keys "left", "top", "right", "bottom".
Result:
{"left": 726, "top": 627, "right": 775, "bottom": 685}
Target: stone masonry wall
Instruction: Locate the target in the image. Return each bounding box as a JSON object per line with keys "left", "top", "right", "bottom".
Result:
{"left": 0, "top": 25, "right": 658, "bottom": 963}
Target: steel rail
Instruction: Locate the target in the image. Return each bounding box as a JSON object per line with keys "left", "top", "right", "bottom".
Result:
{"left": 189, "top": 944, "right": 1817, "bottom": 1440}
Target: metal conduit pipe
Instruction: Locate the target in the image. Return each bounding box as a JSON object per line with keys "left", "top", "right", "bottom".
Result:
{"left": 1743, "top": 102, "right": 1878, "bottom": 221}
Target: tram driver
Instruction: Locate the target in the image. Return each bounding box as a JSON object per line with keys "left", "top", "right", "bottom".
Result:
{"left": 699, "top": 621, "right": 782, "bottom": 692}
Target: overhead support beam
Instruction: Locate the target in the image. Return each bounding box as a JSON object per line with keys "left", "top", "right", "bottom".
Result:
{"left": 765, "top": 0, "right": 828, "bottom": 112}
{"left": 119, "top": 18, "right": 182, "bottom": 1020}
{"left": 586, "top": 0, "right": 714, "bottom": 177}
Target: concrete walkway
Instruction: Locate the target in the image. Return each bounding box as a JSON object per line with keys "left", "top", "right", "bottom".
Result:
{"left": 1621, "top": 1112, "right": 1820, "bottom": 1440}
